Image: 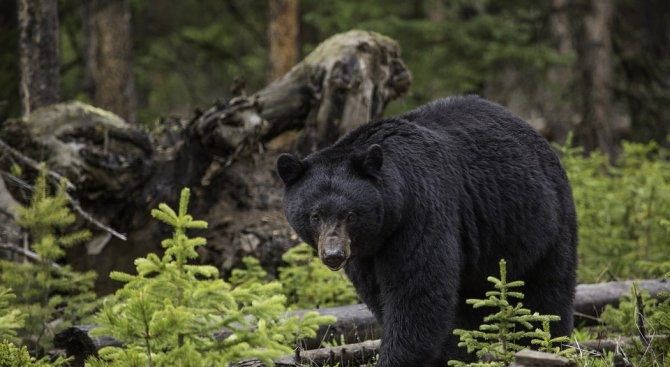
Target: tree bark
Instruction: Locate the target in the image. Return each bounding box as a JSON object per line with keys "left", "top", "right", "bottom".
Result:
{"left": 17, "top": 0, "right": 59, "bottom": 115}
{"left": 268, "top": 0, "right": 299, "bottom": 82}
{"left": 577, "top": 0, "right": 617, "bottom": 157}
{"left": 543, "top": 0, "right": 576, "bottom": 144}
{"left": 84, "top": 0, "right": 137, "bottom": 123}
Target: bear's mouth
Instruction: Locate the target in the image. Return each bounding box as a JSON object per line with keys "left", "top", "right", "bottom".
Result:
{"left": 323, "top": 260, "right": 347, "bottom": 271}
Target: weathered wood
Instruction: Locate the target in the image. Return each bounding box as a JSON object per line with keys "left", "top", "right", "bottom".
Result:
{"left": 190, "top": 30, "right": 411, "bottom": 156}
{"left": 510, "top": 349, "right": 576, "bottom": 367}
{"left": 573, "top": 279, "right": 670, "bottom": 323}
{"left": 232, "top": 340, "right": 381, "bottom": 367}
{"left": 304, "top": 278, "right": 670, "bottom": 347}
{"left": 282, "top": 339, "right": 381, "bottom": 367}
{"left": 0, "top": 30, "right": 411, "bottom": 293}
{"left": 234, "top": 336, "right": 668, "bottom": 367}
{"left": 54, "top": 278, "right": 670, "bottom": 366}
{"left": 576, "top": 334, "right": 668, "bottom": 353}
{"left": 293, "top": 303, "right": 380, "bottom": 350}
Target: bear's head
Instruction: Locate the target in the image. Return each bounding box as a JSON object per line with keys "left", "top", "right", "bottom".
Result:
{"left": 277, "top": 144, "right": 385, "bottom": 270}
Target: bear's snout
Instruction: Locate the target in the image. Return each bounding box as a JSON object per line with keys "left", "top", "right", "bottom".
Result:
{"left": 319, "top": 236, "right": 350, "bottom": 271}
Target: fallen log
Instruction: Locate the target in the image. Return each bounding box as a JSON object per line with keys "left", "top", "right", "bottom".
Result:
{"left": 231, "top": 340, "right": 381, "bottom": 367}
{"left": 55, "top": 278, "right": 670, "bottom": 366}
{"left": 510, "top": 349, "right": 576, "bottom": 367}
{"left": 234, "top": 335, "right": 670, "bottom": 367}
{"left": 0, "top": 30, "right": 411, "bottom": 293}
{"left": 302, "top": 278, "right": 670, "bottom": 349}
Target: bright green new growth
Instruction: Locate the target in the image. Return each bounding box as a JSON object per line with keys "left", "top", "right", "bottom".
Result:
{"left": 0, "top": 165, "right": 96, "bottom": 356}
{"left": 448, "top": 259, "right": 569, "bottom": 367}
{"left": 90, "top": 188, "right": 334, "bottom": 367}
{"left": 0, "top": 339, "right": 54, "bottom": 367}
{"left": 231, "top": 243, "right": 358, "bottom": 310}
{"left": 278, "top": 243, "right": 358, "bottom": 309}
{"left": 0, "top": 287, "right": 23, "bottom": 343}
{"left": 558, "top": 139, "right": 670, "bottom": 282}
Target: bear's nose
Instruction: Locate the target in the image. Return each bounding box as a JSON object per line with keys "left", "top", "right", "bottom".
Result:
{"left": 322, "top": 248, "right": 347, "bottom": 270}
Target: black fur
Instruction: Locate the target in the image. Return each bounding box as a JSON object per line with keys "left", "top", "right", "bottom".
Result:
{"left": 277, "top": 96, "right": 578, "bottom": 366}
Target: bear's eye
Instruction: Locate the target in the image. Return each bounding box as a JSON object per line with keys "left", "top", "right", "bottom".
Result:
{"left": 346, "top": 212, "right": 357, "bottom": 223}
{"left": 310, "top": 213, "right": 321, "bottom": 225}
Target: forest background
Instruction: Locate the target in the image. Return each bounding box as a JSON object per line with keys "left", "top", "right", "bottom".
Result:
{"left": 2, "top": 0, "right": 669, "bottom": 155}
{"left": 1, "top": 1, "right": 670, "bottom": 365}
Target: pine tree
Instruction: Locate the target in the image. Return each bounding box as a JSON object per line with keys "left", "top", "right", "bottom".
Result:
{"left": 0, "top": 165, "right": 96, "bottom": 356}
{"left": 448, "top": 259, "right": 568, "bottom": 366}
{"left": 89, "top": 188, "right": 334, "bottom": 367}
{"left": 0, "top": 287, "right": 24, "bottom": 343}
{"left": 277, "top": 243, "right": 358, "bottom": 309}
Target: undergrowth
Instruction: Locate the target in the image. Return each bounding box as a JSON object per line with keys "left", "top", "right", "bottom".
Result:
{"left": 448, "top": 259, "right": 571, "bottom": 367}
{"left": 559, "top": 139, "right": 670, "bottom": 282}
{"left": 87, "top": 188, "right": 334, "bottom": 367}
{"left": 2, "top": 137, "right": 670, "bottom": 365}
{"left": 0, "top": 166, "right": 93, "bottom": 364}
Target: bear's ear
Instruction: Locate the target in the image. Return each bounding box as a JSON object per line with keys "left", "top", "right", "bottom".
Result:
{"left": 277, "top": 153, "right": 305, "bottom": 186}
{"left": 355, "top": 144, "right": 383, "bottom": 180}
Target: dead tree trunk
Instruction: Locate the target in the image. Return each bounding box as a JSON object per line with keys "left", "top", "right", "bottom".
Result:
{"left": 18, "top": 0, "right": 59, "bottom": 115}
{"left": 0, "top": 30, "right": 411, "bottom": 293}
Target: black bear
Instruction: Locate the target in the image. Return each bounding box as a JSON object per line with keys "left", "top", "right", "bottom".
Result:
{"left": 277, "top": 96, "right": 577, "bottom": 366}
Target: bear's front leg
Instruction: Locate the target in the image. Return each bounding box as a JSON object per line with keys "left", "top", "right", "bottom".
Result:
{"left": 375, "top": 253, "right": 461, "bottom": 367}
{"left": 344, "top": 257, "right": 384, "bottom": 322}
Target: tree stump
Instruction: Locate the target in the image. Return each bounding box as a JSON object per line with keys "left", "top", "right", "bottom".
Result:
{"left": 0, "top": 30, "right": 411, "bottom": 293}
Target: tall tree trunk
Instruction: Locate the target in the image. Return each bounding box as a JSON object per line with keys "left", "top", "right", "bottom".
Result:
{"left": 268, "top": 0, "right": 299, "bottom": 82}
{"left": 578, "top": 0, "right": 617, "bottom": 157}
{"left": 544, "top": 0, "right": 575, "bottom": 144}
{"left": 18, "top": 0, "right": 59, "bottom": 115}
{"left": 84, "top": 0, "right": 136, "bottom": 123}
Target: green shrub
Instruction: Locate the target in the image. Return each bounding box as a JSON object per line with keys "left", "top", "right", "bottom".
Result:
{"left": 230, "top": 243, "right": 358, "bottom": 310}
{"left": 89, "top": 188, "right": 334, "bottom": 367}
{"left": 0, "top": 287, "right": 23, "bottom": 343}
{"left": 558, "top": 139, "right": 670, "bottom": 282}
{"left": 0, "top": 339, "right": 52, "bottom": 367}
{"left": 448, "top": 259, "right": 569, "bottom": 367}
{"left": 0, "top": 166, "right": 97, "bottom": 355}
{"left": 278, "top": 243, "right": 358, "bottom": 309}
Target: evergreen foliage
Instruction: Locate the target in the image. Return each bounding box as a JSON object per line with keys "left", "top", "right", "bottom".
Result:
{"left": 301, "top": 0, "right": 559, "bottom": 115}
{"left": 0, "top": 339, "right": 52, "bottom": 367}
{"left": 228, "top": 257, "right": 270, "bottom": 288}
{"left": 0, "top": 166, "right": 96, "bottom": 355}
{"left": 89, "top": 188, "right": 334, "bottom": 367}
{"left": 558, "top": 139, "right": 670, "bottom": 282}
{"left": 448, "top": 259, "right": 569, "bottom": 367}
{"left": 0, "top": 287, "right": 23, "bottom": 343}
{"left": 229, "top": 244, "right": 358, "bottom": 310}
{"left": 278, "top": 243, "right": 358, "bottom": 309}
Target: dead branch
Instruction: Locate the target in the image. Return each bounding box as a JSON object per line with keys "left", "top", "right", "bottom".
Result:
{"left": 0, "top": 137, "right": 75, "bottom": 190}
{"left": 0, "top": 242, "right": 60, "bottom": 268}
